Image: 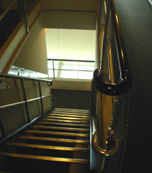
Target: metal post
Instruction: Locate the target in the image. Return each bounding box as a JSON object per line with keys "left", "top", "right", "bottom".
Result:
{"left": 17, "top": 0, "right": 29, "bottom": 33}
{"left": 20, "top": 78, "right": 30, "bottom": 122}
{"left": 38, "top": 81, "right": 44, "bottom": 114}
{"left": 0, "top": 113, "right": 6, "bottom": 138}
{"left": 52, "top": 60, "right": 55, "bottom": 78}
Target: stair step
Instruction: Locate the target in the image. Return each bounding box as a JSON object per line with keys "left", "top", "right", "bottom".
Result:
{"left": 24, "top": 130, "right": 90, "bottom": 138}
{"left": 0, "top": 152, "right": 89, "bottom": 164}
{"left": 52, "top": 110, "right": 89, "bottom": 114}
{"left": 24, "top": 130, "right": 89, "bottom": 138}
{"left": 5, "top": 142, "right": 89, "bottom": 152}
{"left": 17, "top": 136, "right": 89, "bottom": 144}
{"left": 3, "top": 143, "right": 89, "bottom": 159}
{"left": 54, "top": 108, "right": 89, "bottom": 112}
{"left": 48, "top": 113, "right": 89, "bottom": 118}
{"left": 31, "top": 125, "right": 90, "bottom": 133}
{"left": 38, "top": 121, "right": 90, "bottom": 128}
{"left": 52, "top": 111, "right": 89, "bottom": 115}
{"left": 41, "top": 118, "right": 89, "bottom": 124}
{"left": 0, "top": 108, "right": 90, "bottom": 173}
{"left": 45, "top": 115, "right": 89, "bottom": 120}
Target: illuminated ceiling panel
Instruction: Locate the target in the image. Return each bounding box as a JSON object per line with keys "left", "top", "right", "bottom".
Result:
{"left": 46, "top": 29, "right": 96, "bottom": 61}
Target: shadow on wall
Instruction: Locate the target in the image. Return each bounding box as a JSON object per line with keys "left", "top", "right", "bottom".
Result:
{"left": 52, "top": 89, "right": 91, "bottom": 110}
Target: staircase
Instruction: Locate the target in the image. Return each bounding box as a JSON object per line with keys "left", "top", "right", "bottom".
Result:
{"left": 0, "top": 108, "right": 90, "bottom": 173}
{"left": 0, "top": 10, "right": 20, "bottom": 48}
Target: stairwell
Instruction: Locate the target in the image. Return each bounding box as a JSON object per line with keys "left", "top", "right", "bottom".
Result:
{"left": 0, "top": 108, "right": 90, "bottom": 173}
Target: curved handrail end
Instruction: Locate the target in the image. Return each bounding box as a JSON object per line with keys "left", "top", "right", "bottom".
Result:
{"left": 93, "top": 69, "right": 132, "bottom": 95}
{"left": 92, "top": 132, "right": 120, "bottom": 157}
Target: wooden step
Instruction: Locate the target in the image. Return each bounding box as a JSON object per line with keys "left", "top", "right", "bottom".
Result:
{"left": 54, "top": 108, "right": 89, "bottom": 112}
{"left": 41, "top": 118, "right": 89, "bottom": 124}
{"left": 48, "top": 113, "right": 89, "bottom": 118}
{"left": 45, "top": 115, "right": 89, "bottom": 120}
{"left": 31, "top": 125, "right": 90, "bottom": 133}
{"left": 37, "top": 121, "right": 90, "bottom": 128}
{"left": 49, "top": 112, "right": 89, "bottom": 116}
{"left": 0, "top": 152, "right": 89, "bottom": 164}
{"left": 52, "top": 110, "right": 89, "bottom": 114}
{"left": 24, "top": 130, "right": 89, "bottom": 138}
{"left": 17, "top": 136, "right": 90, "bottom": 144}
{"left": 3, "top": 142, "right": 89, "bottom": 159}
{"left": 52, "top": 112, "right": 89, "bottom": 115}
{"left": 0, "top": 108, "right": 90, "bottom": 173}
{"left": 5, "top": 142, "right": 89, "bottom": 152}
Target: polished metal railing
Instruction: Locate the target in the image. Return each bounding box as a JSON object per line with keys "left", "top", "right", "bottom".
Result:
{"left": 91, "top": 0, "right": 132, "bottom": 169}
{"left": 0, "top": 73, "right": 52, "bottom": 144}
{"left": 94, "top": 0, "right": 132, "bottom": 96}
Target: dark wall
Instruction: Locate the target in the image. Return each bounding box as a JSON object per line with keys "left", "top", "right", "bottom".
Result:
{"left": 51, "top": 89, "right": 91, "bottom": 110}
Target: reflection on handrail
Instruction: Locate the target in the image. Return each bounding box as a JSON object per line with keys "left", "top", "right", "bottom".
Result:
{"left": 0, "top": 0, "right": 17, "bottom": 20}
{"left": 148, "top": 0, "right": 152, "bottom": 6}
{"left": 94, "top": 0, "right": 132, "bottom": 96}
{"left": 92, "top": 132, "right": 120, "bottom": 157}
{"left": 91, "top": 115, "right": 120, "bottom": 157}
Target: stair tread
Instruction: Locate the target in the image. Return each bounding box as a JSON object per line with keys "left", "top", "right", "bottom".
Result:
{"left": 41, "top": 118, "right": 89, "bottom": 124}
{"left": 0, "top": 151, "right": 89, "bottom": 164}
{"left": 5, "top": 142, "right": 89, "bottom": 152}
{"left": 0, "top": 108, "right": 90, "bottom": 172}
{"left": 25, "top": 130, "right": 89, "bottom": 137}
{"left": 38, "top": 121, "right": 90, "bottom": 127}
{"left": 45, "top": 115, "right": 89, "bottom": 120}
{"left": 54, "top": 108, "right": 89, "bottom": 112}
{"left": 48, "top": 113, "right": 89, "bottom": 117}
{"left": 32, "top": 125, "right": 90, "bottom": 132}
{"left": 18, "top": 136, "right": 90, "bottom": 144}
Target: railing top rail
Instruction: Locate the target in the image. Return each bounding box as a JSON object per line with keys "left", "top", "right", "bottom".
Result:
{"left": 0, "top": 0, "right": 17, "bottom": 21}
{"left": 0, "top": 73, "right": 52, "bottom": 84}
{"left": 110, "top": 0, "right": 129, "bottom": 80}
{"left": 48, "top": 59, "right": 95, "bottom": 63}
{"left": 94, "top": 0, "right": 132, "bottom": 96}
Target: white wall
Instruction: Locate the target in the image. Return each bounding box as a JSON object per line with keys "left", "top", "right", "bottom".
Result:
{"left": 42, "top": 11, "right": 96, "bottom": 30}
{"left": 14, "top": 14, "right": 48, "bottom": 74}
{"left": 40, "top": 0, "right": 97, "bottom": 30}
{"left": 51, "top": 79, "right": 91, "bottom": 91}
{"left": 40, "top": 0, "right": 97, "bottom": 11}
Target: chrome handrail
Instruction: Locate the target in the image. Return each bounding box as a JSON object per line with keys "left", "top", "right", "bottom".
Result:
{"left": 91, "top": 114, "right": 120, "bottom": 157}
{"left": 91, "top": 0, "right": 131, "bottom": 160}
{"left": 93, "top": 0, "right": 132, "bottom": 96}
